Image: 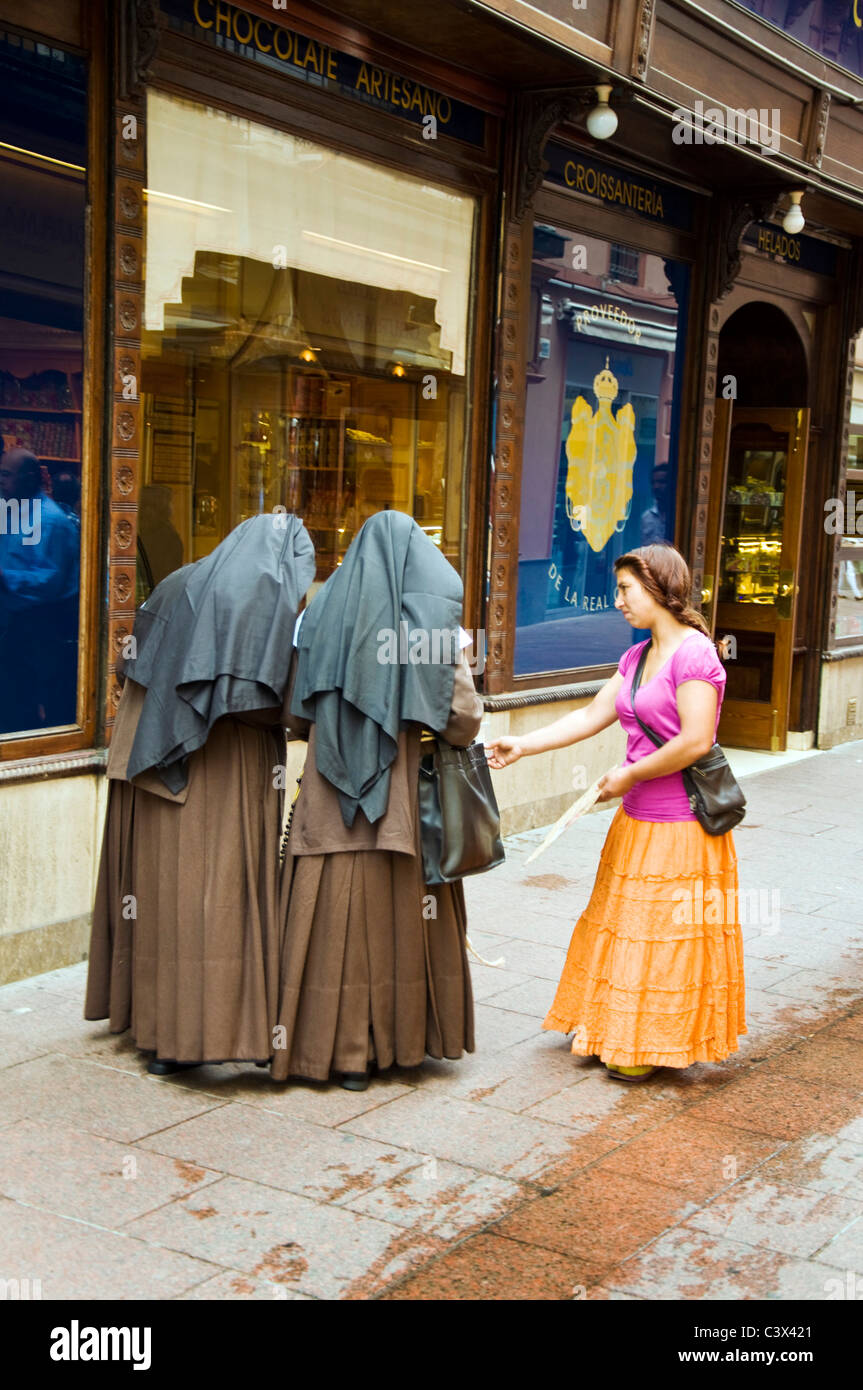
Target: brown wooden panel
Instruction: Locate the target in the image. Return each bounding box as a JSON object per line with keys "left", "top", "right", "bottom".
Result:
{"left": 650, "top": 3, "right": 811, "bottom": 157}
{"left": 718, "top": 699, "right": 775, "bottom": 749}
{"left": 822, "top": 106, "right": 863, "bottom": 192}
{"left": 486, "top": 0, "right": 615, "bottom": 44}
{"left": 0, "top": 0, "right": 82, "bottom": 47}
{"left": 106, "top": 99, "right": 146, "bottom": 736}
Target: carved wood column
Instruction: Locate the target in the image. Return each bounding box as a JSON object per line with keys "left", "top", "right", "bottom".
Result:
{"left": 631, "top": 0, "right": 657, "bottom": 81}
{"left": 485, "top": 93, "right": 581, "bottom": 693}
{"left": 486, "top": 214, "right": 532, "bottom": 692}
{"left": 105, "top": 0, "right": 158, "bottom": 734}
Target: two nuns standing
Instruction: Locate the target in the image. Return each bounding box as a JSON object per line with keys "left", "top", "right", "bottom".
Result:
{"left": 86, "top": 510, "right": 481, "bottom": 1088}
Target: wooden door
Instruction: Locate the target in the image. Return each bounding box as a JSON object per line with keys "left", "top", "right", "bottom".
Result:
{"left": 710, "top": 406, "right": 809, "bottom": 750}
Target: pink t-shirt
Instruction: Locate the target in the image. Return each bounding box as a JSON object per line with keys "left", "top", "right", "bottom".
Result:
{"left": 614, "top": 631, "right": 726, "bottom": 822}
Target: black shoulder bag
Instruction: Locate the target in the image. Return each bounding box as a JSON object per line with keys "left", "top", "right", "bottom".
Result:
{"left": 629, "top": 642, "right": 746, "bottom": 836}
{"left": 418, "top": 739, "right": 505, "bottom": 885}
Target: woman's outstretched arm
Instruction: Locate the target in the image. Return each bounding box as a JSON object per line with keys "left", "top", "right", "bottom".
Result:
{"left": 486, "top": 672, "right": 623, "bottom": 769}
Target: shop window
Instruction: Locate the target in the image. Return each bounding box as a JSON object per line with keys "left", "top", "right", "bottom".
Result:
{"left": 515, "top": 222, "right": 689, "bottom": 676}
{"left": 0, "top": 32, "right": 87, "bottom": 738}
{"left": 138, "top": 92, "right": 477, "bottom": 596}
{"left": 836, "top": 339, "right": 863, "bottom": 643}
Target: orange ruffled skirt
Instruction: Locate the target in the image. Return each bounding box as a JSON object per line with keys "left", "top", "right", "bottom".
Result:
{"left": 543, "top": 807, "right": 746, "bottom": 1069}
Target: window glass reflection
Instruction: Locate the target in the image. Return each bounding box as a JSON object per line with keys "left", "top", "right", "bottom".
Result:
{"left": 0, "top": 33, "right": 86, "bottom": 735}
{"left": 516, "top": 222, "right": 689, "bottom": 675}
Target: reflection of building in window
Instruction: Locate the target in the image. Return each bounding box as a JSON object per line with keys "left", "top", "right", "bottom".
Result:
{"left": 0, "top": 35, "right": 87, "bottom": 737}
{"left": 515, "top": 222, "right": 687, "bottom": 675}
{"left": 137, "top": 92, "right": 476, "bottom": 591}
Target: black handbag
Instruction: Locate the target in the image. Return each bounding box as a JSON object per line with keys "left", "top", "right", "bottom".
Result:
{"left": 418, "top": 738, "right": 505, "bottom": 885}
{"left": 629, "top": 642, "right": 746, "bottom": 836}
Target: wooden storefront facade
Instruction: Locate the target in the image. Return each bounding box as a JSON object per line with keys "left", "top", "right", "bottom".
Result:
{"left": 1, "top": 0, "right": 862, "bottom": 980}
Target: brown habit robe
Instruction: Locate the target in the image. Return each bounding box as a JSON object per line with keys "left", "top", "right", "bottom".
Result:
{"left": 272, "top": 653, "right": 483, "bottom": 1082}
{"left": 84, "top": 678, "right": 286, "bottom": 1063}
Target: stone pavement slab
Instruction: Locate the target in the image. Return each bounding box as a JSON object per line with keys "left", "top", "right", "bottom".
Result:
{"left": 136, "top": 1102, "right": 421, "bottom": 1205}
{"left": 0, "top": 738, "right": 862, "bottom": 1299}
{"left": 598, "top": 1226, "right": 848, "bottom": 1301}
{"left": 0, "top": 1195, "right": 218, "bottom": 1300}
{"left": 125, "top": 1174, "right": 436, "bottom": 1300}
{"left": 0, "top": 1118, "right": 221, "bottom": 1227}
{"left": 0, "top": 1053, "right": 223, "bottom": 1142}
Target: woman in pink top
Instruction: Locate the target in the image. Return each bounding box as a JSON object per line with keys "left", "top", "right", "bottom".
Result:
{"left": 488, "top": 544, "right": 745, "bottom": 1081}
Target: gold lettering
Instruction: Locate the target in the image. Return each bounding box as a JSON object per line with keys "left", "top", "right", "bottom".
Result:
{"left": 371, "top": 68, "right": 383, "bottom": 99}
{"left": 273, "top": 25, "right": 292, "bottom": 60}
{"left": 327, "top": 50, "right": 338, "bottom": 80}
{"left": 214, "top": 1, "right": 232, "bottom": 38}
{"left": 390, "top": 76, "right": 401, "bottom": 105}
{"left": 193, "top": 0, "right": 214, "bottom": 29}
{"left": 437, "top": 94, "right": 451, "bottom": 123}
{"left": 402, "top": 79, "right": 413, "bottom": 109}
{"left": 655, "top": 191, "right": 664, "bottom": 218}
{"left": 356, "top": 62, "right": 371, "bottom": 93}
{"left": 233, "top": 8, "right": 253, "bottom": 43}
{"left": 305, "top": 39, "right": 321, "bottom": 74}
{"left": 856, "top": 0, "right": 862, "bottom": 27}
{"left": 410, "top": 83, "right": 424, "bottom": 113}
{"left": 253, "top": 17, "right": 272, "bottom": 52}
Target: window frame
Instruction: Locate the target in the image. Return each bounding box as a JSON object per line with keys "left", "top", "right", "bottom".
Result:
{"left": 0, "top": 8, "right": 107, "bottom": 763}
{"left": 505, "top": 178, "right": 702, "bottom": 691}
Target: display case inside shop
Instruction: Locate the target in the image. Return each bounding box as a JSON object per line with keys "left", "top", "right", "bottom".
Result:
{"left": 718, "top": 442, "right": 787, "bottom": 604}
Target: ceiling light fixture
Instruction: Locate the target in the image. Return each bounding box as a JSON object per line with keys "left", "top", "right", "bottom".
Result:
{"left": 586, "top": 85, "right": 618, "bottom": 141}
{"left": 782, "top": 190, "right": 805, "bottom": 235}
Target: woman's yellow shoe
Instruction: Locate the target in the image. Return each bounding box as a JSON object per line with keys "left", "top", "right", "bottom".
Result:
{"left": 605, "top": 1063, "right": 658, "bottom": 1083}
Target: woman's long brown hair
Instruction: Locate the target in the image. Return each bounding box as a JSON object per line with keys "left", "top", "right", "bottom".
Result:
{"left": 614, "top": 544, "right": 710, "bottom": 636}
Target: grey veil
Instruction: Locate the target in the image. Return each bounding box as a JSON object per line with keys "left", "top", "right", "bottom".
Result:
{"left": 123, "top": 513, "right": 315, "bottom": 792}
{"left": 291, "top": 511, "right": 464, "bottom": 828}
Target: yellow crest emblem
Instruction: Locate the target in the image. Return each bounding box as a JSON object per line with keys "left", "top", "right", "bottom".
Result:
{"left": 565, "top": 359, "right": 637, "bottom": 553}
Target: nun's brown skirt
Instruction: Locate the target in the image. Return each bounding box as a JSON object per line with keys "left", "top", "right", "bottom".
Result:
{"left": 84, "top": 720, "right": 283, "bottom": 1064}
{"left": 272, "top": 837, "right": 475, "bottom": 1082}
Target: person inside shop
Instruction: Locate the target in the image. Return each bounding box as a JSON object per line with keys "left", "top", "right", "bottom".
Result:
{"left": 274, "top": 510, "right": 483, "bottom": 1090}
{"left": 639, "top": 462, "right": 670, "bottom": 546}
{"left": 85, "top": 512, "right": 316, "bottom": 1075}
{"left": 0, "top": 445, "right": 80, "bottom": 733}
{"left": 138, "top": 483, "right": 183, "bottom": 590}
{"left": 52, "top": 470, "right": 82, "bottom": 524}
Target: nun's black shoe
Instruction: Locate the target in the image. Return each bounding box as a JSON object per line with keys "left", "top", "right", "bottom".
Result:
{"left": 339, "top": 1071, "right": 371, "bottom": 1091}
{"left": 147, "top": 1059, "right": 202, "bottom": 1076}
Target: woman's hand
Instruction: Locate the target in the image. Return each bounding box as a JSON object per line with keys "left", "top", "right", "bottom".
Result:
{"left": 486, "top": 737, "right": 523, "bottom": 769}
{"left": 596, "top": 765, "right": 634, "bottom": 802}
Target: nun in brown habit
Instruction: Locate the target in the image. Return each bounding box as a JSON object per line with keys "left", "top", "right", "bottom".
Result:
{"left": 274, "top": 510, "right": 483, "bottom": 1089}
{"left": 85, "top": 513, "right": 315, "bottom": 1074}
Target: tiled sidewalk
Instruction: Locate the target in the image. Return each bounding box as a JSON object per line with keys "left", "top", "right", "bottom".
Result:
{"left": 1, "top": 741, "right": 862, "bottom": 1300}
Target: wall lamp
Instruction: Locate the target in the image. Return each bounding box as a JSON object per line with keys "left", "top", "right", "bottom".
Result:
{"left": 783, "top": 190, "right": 805, "bottom": 234}
{"left": 586, "top": 85, "right": 618, "bottom": 141}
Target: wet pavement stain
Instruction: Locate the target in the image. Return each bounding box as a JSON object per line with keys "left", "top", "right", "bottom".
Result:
{"left": 253, "top": 1242, "right": 309, "bottom": 1285}
{"left": 174, "top": 1159, "right": 208, "bottom": 1185}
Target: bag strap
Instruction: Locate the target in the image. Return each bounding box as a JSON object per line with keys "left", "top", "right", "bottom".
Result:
{"left": 629, "top": 642, "right": 667, "bottom": 751}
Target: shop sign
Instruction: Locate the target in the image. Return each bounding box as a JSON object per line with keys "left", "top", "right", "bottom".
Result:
{"left": 742, "top": 222, "right": 838, "bottom": 276}
{"left": 543, "top": 142, "right": 694, "bottom": 231}
{"left": 159, "top": 0, "right": 487, "bottom": 147}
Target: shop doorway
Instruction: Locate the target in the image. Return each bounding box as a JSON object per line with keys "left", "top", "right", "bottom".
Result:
{"left": 705, "top": 304, "right": 809, "bottom": 750}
